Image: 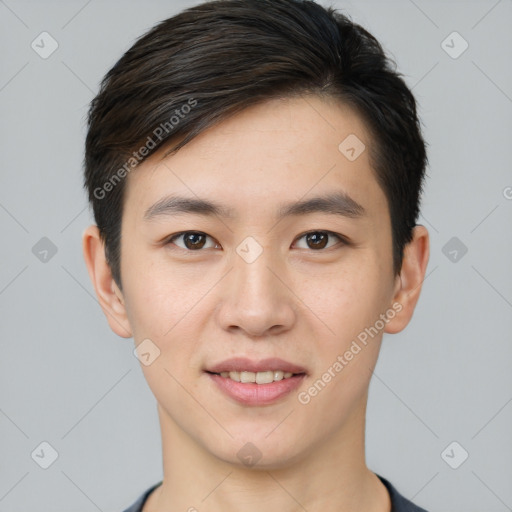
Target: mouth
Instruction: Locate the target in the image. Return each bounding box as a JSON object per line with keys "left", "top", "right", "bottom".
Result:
{"left": 206, "top": 370, "right": 304, "bottom": 384}
{"left": 205, "top": 357, "right": 307, "bottom": 405}
{"left": 205, "top": 357, "right": 307, "bottom": 382}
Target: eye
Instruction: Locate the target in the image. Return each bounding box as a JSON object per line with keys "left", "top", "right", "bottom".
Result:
{"left": 165, "top": 230, "right": 346, "bottom": 252}
{"left": 166, "top": 231, "right": 220, "bottom": 251}
{"left": 293, "top": 231, "right": 345, "bottom": 250}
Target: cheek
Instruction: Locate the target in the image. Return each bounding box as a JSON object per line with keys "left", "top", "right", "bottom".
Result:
{"left": 301, "top": 258, "right": 391, "bottom": 344}
{"left": 122, "top": 274, "right": 171, "bottom": 340}
{"left": 300, "top": 271, "right": 387, "bottom": 412}
{"left": 125, "top": 280, "right": 196, "bottom": 343}
{"left": 121, "top": 245, "right": 192, "bottom": 333}
{"left": 122, "top": 259, "right": 213, "bottom": 379}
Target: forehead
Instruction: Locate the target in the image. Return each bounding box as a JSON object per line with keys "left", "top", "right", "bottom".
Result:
{"left": 123, "top": 95, "right": 387, "bottom": 223}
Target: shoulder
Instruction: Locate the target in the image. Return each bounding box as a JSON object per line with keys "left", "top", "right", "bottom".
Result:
{"left": 123, "top": 477, "right": 429, "bottom": 512}
{"left": 121, "top": 482, "right": 162, "bottom": 512}
{"left": 377, "top": 475, "right": 430, "bottom": 512}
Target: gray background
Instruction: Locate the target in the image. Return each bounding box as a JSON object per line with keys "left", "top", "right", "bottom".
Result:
{"left": 1, "top": 0, "right": 511, "bottom": 510}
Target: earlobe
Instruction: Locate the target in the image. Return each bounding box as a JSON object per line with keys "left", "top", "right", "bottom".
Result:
{"left": 384, "top": 225, "right": 430, "bottom": 334}
{"left": 82, "top": 225, "right": 133, "bottom": 338}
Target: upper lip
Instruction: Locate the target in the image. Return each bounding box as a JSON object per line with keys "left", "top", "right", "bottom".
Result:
{"left": 206, "top": 357, "right": 307, "bottom": 375}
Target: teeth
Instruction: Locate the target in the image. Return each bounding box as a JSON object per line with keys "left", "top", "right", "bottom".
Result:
{"left": 218, "top": 370, "right": 295, "bottom": 383}
{"left": 256, "top": 371, "right": 273, "bottom": 384}
{"left": 240, "top": 371, "right": 256, "bottom": 383}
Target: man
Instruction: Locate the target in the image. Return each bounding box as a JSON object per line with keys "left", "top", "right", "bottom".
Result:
{"left": 82, "top": 1, "right": 430, "bottom": 510}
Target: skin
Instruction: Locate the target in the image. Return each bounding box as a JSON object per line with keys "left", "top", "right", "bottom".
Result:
{"left": 83, "top": 95, "right": 429, "bottom": 512}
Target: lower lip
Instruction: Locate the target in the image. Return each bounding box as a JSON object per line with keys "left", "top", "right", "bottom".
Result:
{"left": 207, "top": 373, "right": 306, "bottom": 405}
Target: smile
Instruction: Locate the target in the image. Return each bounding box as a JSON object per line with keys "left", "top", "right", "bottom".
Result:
{"left": 206, "top": 371, "right": 306, "bottom": 405}
{"left": 217, "top": 370, "right": 296, "bottom": 384}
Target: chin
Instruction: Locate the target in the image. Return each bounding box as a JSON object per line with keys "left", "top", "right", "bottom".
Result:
{"left": 204, "top": 431, "right": 307, "bottom": 471}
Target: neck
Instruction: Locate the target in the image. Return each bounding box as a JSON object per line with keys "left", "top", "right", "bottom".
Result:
{"left": 144, "top": 400, "right": 391, "bottom": 512}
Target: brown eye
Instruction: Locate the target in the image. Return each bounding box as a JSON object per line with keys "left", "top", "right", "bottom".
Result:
{"left": 168, "top": 231, "right": 218, "bottom": 250}
{"left": 305, "top": 232, "right": 328, "bottom": 249}
{"left": 183, "top": 232, "right": 206, "bottom": 249}
{"left": 294, "top": 231, "right": 344, "bottom": 250}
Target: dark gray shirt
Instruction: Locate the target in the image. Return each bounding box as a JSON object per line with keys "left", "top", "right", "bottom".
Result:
{"left": 122, "top": 475, "right": 429, "bottom": 511}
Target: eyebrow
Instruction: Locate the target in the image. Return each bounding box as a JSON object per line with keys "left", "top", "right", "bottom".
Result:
{"left": 143, "top": 191, "right": 365, "bottom": 222}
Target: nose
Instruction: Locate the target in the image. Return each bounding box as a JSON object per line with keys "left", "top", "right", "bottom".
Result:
{"left": 215, "top": 247, "right": 297, "bottom": 338}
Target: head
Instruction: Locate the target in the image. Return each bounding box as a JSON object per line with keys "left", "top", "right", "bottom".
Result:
{"left": 84, "top": 0, "right": 427, "bottom": 288}
{"left": 83, "top": 0, "right": 429, "bottom": 469}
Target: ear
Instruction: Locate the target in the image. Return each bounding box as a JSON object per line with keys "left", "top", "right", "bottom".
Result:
{"left": 82, "top": 225, "right": 132, "bottom": 338}
{"left": 384, "top": 225, "right": 430, "bottom": 334}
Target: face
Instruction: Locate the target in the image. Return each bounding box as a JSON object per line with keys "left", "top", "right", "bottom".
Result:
{"left": 117, "top": 95, "right": 401, "bottom": 468}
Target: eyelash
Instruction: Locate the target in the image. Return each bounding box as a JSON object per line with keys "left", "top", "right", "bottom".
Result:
{"left": 164, "top": 230, "right": 348, "bottom": 252}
